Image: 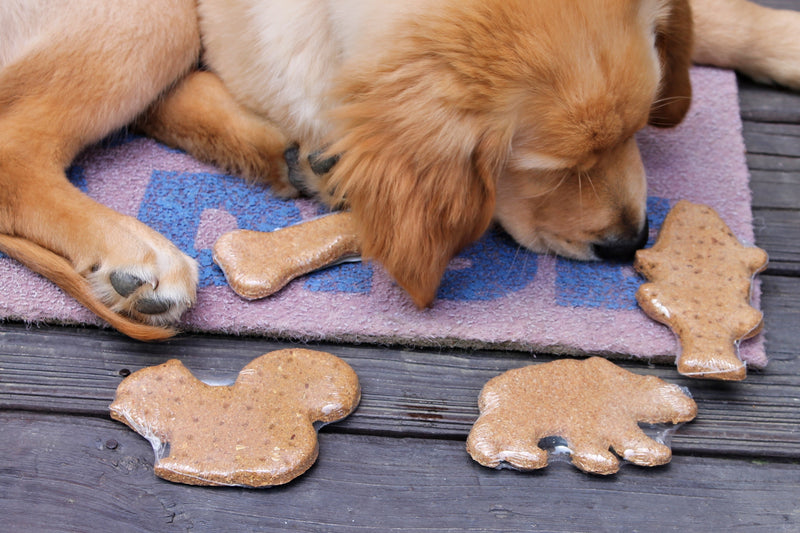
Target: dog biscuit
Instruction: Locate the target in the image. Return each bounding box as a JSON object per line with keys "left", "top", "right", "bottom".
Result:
{"left": 634, "top": 200, "right": 768, "bottom": 380}
{"left": 467, "top": 357, "right": 697, "bottom": 475}
{"left": 213, "top": 212, "right": 361, "bottom": 299}
{"left": 109, "top": 349, "right": 361, "bottom": 487}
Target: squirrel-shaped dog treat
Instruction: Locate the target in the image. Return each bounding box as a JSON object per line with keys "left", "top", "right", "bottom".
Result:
{"left": 467, "top": 357, "right": 697, "bottom": 475}
{"left": 213, "top": 212, "right": 361, "bottom": 300}
{"left": 110, "top": 349, "right": 360, "bottom": 487}
{"left": 634, "top": 200, "right": 768, "bottom": 380}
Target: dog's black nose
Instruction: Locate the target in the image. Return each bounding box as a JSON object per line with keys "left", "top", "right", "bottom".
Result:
{"left": 592, "top": 218, "right": 649, "bottom": 262}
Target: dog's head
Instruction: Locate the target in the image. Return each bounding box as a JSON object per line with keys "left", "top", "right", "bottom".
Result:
{"left": 325, "top": 0, "right": 693, "bottom": 307}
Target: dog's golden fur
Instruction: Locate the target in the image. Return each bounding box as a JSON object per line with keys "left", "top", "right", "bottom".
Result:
{"left": 0, "top": 0, "right": 798, "bottom": 339}
{"left": 320, "top": 0, "right": 692, "bottom": 305}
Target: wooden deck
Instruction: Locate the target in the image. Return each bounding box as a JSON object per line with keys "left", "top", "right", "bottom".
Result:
{"left": 2, "top": 49, "right": 800, "bottom": 533}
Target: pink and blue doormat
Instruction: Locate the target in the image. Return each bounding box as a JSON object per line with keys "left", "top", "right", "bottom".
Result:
{"left": 0, "top": 68, "right": 766, "bottom": 367}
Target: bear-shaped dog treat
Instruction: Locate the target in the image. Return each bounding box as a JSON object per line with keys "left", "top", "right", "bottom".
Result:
{"left": 466, "top": 357, "right": 697, "bottom": 475}
{"left": 634, "top": 200, "right": 768, "bottom": 380}
{"left": 110, "top": 349, "right": 360, "bottom": 487}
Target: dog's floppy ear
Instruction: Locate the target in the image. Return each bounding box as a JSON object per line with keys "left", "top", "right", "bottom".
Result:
{"left": 648, "top": 0, "right": 694, "bottom": 127}
{"left": 326, "top": 96, "right": 509, "bottom": 308}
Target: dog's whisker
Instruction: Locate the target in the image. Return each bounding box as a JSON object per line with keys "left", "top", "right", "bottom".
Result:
{"left": 648, "top": 95, "right": 693, "bottom": 113}
{"left": 652, "top": 95, "right": 692, "bottom": 103}
{"left": 522, "top": 171, "right": 571, "bottom": 200}
{"left": 511, "top": 243, "right": 526, "bottom": 271}
{"left": 651, "top": 94, "right": 693, "bottom": 104}
{"left": 647, "top": 117, "right": 685, "bottom": 127}
{"left": 582, "top": 169, "right": 600, "bottom": 201}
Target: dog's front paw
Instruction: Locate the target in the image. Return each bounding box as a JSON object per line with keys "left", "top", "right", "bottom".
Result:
{"left": 694, "top": 2, "right": 800, "bottom": 91}
{"left": 752, "top": 8, "right": 800, "bottom": 90}
{"left": 82, "top": 217, "right": 198, "bottom": 326}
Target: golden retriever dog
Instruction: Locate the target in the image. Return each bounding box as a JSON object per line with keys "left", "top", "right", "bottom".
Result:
{"left": 1, "top": 0, "right": 798, "bottom": 340}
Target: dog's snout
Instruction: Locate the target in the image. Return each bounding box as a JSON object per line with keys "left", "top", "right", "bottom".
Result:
{"left": 592, "top": 218, "right": 649, "bottom": 262}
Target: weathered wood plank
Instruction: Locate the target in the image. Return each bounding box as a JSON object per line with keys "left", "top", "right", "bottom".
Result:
{"left": 743, "top": 119, "right": 800, "bottom": 274}
{"left": 758, "top": 0, "right": 800, "bottom": 9}
{"left": 753, "top": 208, "right": 800, "bottom": 273}
{"left": 2, "top": 412, "right": 798, "bottom": 533}
{"left": 2, "top": 275, "right": 798, "bottom": 457}
{"left": 743, "top": 122, "right": 800, "bottom": 158}
{"left": 738, "top": 76, "right": 800, "bottom": 124}
{"left": 742, "top": 119, "right": 800, "bottom": 217}
{"left": 749, "top": 168, "right": 800, "bottom": 210}
{"left": 748, "top": 152, "right": 800, "bottom": 175}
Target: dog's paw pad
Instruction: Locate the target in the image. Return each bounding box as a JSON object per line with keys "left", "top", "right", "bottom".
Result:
{"left": 308, "top": 149, "right": 340, "bottom": 176}
{"left": 134, "top": 296, "right": 174, "bottom": 316}
{"left": 93, "top": 264, "right": 196, "bottom": 326}
{"left": 110, "top": 271, "right": 148, "bottom": 297}
{"left": 83, "top": 222, "right": 198, "bottom": 328}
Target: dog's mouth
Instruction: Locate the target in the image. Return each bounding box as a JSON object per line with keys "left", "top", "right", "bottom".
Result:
{"left": 591, "top": 218, "right": 649, "bottom": 262}
{"left": 515, "top": 218, "right": 649, "bottom": 263}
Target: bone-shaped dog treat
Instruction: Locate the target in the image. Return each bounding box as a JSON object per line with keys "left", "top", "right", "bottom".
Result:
{"left": 467, "top": 357, "right": 697, "bottom": 475}
{"left": 634, "top": 200, "right": 768, "bottom": 381}
{"left": 213, "top": 212, "right": 361, "bottom": 299}
{"left": 110, "top": 349, "right": 360, "bottom": 487}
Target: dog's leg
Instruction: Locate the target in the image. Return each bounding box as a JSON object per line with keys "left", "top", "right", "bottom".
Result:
{"left": 0, "top": 1, "right": 200, "bottom": 337}
{"left": 137, "top": 70, "right": 296, "bottom": 197}
{"left": 691, "top": 0, "right": 800, "bottom": 89}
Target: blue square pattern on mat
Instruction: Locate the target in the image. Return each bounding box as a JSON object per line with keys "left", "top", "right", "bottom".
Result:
{"left": 139, "top": 171, "right": 305, "bottom": 289}
{"left": 136, "top": 170, "right": 541, "bottom": 300}
{"left": 67, "top": 165, "right": 90, "bottom": 193}
{"left": 130, "top": 170, "right": 669, "bottom": 308}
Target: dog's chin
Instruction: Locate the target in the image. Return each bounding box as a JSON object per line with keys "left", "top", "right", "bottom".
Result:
{"left": 516, "top": 233, "right": 598, "bottom": 261}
